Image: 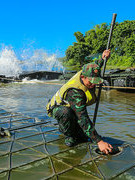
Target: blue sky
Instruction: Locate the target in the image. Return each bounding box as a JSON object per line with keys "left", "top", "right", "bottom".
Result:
{"left": 0, "top": 0, "right": 134, "bottom": 57}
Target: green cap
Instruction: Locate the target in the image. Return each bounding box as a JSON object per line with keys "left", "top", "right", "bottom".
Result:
{"left": 82, "top": 62, "right": 103, "bottom": 84}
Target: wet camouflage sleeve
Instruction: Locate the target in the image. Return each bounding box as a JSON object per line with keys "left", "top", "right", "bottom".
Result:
{"left": 95, "top": 58, "right": 104, "bottom": 68}
{"left": 66, "top": 89, "right": 102, "bottom": 143}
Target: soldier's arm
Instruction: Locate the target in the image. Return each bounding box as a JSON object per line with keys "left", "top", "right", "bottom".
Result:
{"left": 95, "top": 49, "right": 111, "bottom": 68}
{"left": 66, "top": 89, "right": 102, "bottom": 143}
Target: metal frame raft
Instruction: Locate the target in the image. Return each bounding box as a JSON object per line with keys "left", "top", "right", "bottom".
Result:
{"left": 0, "top": 109, "right": 135, "bottom": 180}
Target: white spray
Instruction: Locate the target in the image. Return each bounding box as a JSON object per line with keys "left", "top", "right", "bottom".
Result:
{"left": 0, "top": 47, "right": 22, "bottom": 77}
{"left": 0, "top": 46, "right": 65, "bottom": 77}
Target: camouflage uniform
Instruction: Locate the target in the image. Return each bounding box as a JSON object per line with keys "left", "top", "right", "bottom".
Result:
{"left": 50, "top": 58, "right": 104, "bottom": 145}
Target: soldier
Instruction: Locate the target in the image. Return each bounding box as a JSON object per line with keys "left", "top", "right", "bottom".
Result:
{"left": 46, "top": 49, "right": 113, "bottom": 154}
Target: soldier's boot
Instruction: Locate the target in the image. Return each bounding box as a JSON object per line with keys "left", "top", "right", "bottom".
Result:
{"left": 65, "top": 136, "right": 78, "bottom": 147}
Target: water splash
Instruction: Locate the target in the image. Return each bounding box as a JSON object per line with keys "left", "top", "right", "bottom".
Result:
{"left": 0, "top": 47, "right": 22, "bottom": 77}
{"left": 0, "top": 46, "right": 65, "bottom": 77}
{"left": 20, "top": 49, "right": 65, "bottom": 72}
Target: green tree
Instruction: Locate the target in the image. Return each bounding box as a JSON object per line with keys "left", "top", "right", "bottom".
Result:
{"left": 83, "top": 23, "right": 109, "bottom": 54}
{"left": 62, "top": 20, "right": 135, "bottom": 70}
{"left": 65, "top": 42, "right": 91, "bottom": 70}
{"left": 74, "top": 31, "right": 85, "bottom": 42}
{"left": 109, "top": 20, "right": 135, "bottom": 66}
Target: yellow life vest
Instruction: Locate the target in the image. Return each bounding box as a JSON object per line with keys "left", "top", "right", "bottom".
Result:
{"left": 46, "top": 70, "right": 96, "bottom": 116}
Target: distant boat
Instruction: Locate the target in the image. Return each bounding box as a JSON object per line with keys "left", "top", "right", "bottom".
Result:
{"left": 103, "top": 68, "right": 135, "bottom": 92}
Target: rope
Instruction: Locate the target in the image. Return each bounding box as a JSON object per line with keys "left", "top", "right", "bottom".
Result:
{"left": 40, "top": 125, "right": 58, "bottom": 180}
{"left": 6, "top": 120, "right": 57, "bottom": 131}
{"left": 0, "top": 117, "right": 34, "bottom": 124}
{"left": 88, "top": 144, "right": 105, "bottom": 179}
{"left": 0, "top": 128, "right": 59, "bottom": 146}
{"left": 99, "top": 85, "right": 135, "bottom": 90}
{"left": 0, "top": 114, "right": 25, "bottom": 120}
{"left": 8, "top": 133, "right": 15, "bottom": 180}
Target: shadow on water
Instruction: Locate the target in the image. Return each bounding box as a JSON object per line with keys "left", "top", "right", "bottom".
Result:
{"left": 102, "top": 136, "right": 125, "bottom": 145}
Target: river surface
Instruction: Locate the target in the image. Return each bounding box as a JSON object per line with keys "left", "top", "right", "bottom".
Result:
{"left": 0, "top": 81, "right": 135, "bottom": 144}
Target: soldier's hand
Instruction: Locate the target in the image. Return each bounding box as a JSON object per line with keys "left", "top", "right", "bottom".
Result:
{"left": 97, "top": 140, "right": 113, "bottom": 154}
{"left": 102, "top": 49, "right": 111, "bottom": 60}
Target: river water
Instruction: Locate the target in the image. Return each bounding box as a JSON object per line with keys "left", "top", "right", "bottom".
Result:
{"left": 0, "top": 81, "right": 134, "bottom": 144}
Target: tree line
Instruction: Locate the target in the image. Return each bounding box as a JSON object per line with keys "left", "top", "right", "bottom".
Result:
{"left": 60, "top": 20, "right": 135, "bottom": 71}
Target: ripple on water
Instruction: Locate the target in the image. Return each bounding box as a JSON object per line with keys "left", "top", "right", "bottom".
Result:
{"left": 0, "top": 84, "right": 134, "bottom": 144}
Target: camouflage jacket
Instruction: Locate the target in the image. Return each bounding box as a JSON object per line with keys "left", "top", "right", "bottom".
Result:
{"left": 65, "top": 58, "right": 104, "bottom": 143}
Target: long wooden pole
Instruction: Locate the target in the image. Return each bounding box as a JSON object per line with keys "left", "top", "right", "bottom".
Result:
{"left": 93, "top": 13, "right": 117, "bottom": 126}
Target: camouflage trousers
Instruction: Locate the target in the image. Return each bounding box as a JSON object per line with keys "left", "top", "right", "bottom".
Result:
{"left": 52, "top": 106, "right": 86, "bottom": 138}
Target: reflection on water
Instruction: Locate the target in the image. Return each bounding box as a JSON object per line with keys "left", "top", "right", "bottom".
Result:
{"left": 0, "top": 82, "right": 135, "bottom": 144}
